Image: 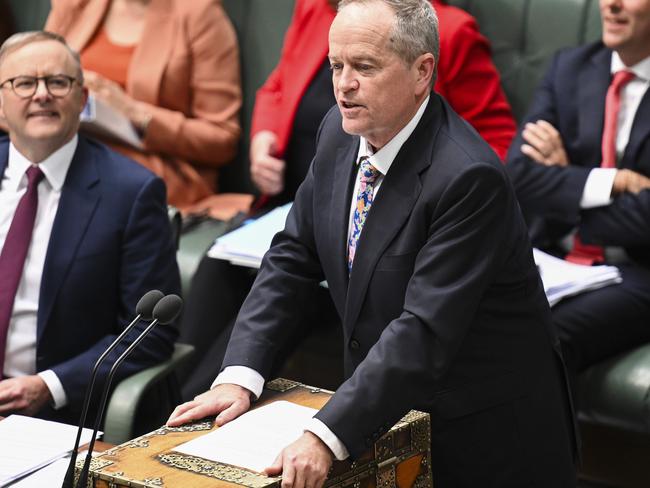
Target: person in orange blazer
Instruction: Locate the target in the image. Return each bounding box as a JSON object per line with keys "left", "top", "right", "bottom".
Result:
{"left": 45, "top": 0, "right": 244, "bottom": 214}
{"left": 250, "top": 0, "right": 516, "bottom": 203}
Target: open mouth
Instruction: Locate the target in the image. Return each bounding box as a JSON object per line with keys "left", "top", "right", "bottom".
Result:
{"left": 341, "top": 101, "right": 363, "bottom": 109}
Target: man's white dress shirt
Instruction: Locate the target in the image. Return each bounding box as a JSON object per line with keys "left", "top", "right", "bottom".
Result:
{"left": 0, "top": 135, "right": 78, "bottom": 408}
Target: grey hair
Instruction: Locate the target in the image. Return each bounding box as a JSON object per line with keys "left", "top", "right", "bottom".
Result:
{"left": 338, "top": 0, "right": 439, "bottom": 86}
{"left": 0, "top": 31, "right": 84, "bottom": 84}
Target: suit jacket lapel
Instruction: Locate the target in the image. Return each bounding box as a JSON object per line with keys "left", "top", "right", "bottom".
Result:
{"left": 38, "top": 138, "right": 101, "bottom": 340}
{"left": 342, "top": 98, "right": 440, "bottom": 336}
{"left": 578, "top": 48, "right": 611, "bottom": 166}
{"left": 0, "top": 140, "right": 8, "bottom": 181}
{"left": 326, "top": 142, "right": 359, "bottom": 302}
{"left": 621, "top": 88, "right": 650, "bottom": 169}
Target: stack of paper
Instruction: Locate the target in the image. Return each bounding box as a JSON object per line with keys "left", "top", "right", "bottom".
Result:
{"left": 0, "top": 415, "right": 94, "bottom": 487}
{"left": 80, "top": 95, "right": 143, "bottom": 149}
{"left": 533, "top": 248, "right": 622, "bottom": 307}
{"left": 208, "top": 203, "right": 292, "bottom": 268}
{"left": 174, "top": 400, "right": 317, "bottom": 473}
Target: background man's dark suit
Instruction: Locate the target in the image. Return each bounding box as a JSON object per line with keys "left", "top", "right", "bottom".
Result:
{"left": 223, "top": 95, "right": 576, "bottom": 486}
{"left": 506, "top": 42, "right": 650, "bottom": 372}
{"left": 0, "top": 134, "right": 180, "bottom": 425}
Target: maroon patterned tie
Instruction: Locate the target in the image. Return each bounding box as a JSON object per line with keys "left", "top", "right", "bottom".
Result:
{"left": 0, "top": 165, "right": 44, "bottom": 378}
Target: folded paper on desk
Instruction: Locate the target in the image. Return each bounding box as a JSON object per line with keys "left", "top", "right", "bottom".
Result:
{"left": 173, "top": 400, "right": 316, "bottom": 473}
{"left": 533, "top": 248, "right": 622, "bottom": 307}
{"left": 208, "top": 203, "right": 292, "bottom": 268}
{"left": 0, "top": 415, "right": 94, "bottom": 487}
{"left": 80, "top": 95, "right": 143, "bottom": 149}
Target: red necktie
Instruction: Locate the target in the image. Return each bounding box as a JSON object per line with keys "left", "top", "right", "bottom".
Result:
{"left": 0, "top": 166, "right": 44, "bottom": 378}
{"left": 566, "top": 70, "right": 635, "bottom": 265}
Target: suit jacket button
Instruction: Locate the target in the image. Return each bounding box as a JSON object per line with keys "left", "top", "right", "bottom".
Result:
{"left": 350, "top": 339, "right": 360, "bottom": 350}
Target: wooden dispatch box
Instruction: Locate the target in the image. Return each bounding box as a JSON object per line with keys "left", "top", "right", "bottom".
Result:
{"left": 78, "top": 378, "right": 433, "bottom": 488}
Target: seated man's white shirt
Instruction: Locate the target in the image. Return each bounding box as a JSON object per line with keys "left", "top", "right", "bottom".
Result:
{"left": 580, "top": 52, "right": 650, "bottom": 208}
{"left": 213, "top": 96, "right": 430, "bottom": 461}
{"left": 0, "top": 136, "right": 77, "bottom": 408}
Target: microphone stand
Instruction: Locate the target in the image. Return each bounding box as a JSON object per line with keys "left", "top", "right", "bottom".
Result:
{"left": 61, "top": 290, "right": 163, "bottom": 488}
{"left": 60, "top": 313, "right": 145, "bottom": 488}
{"left": 75, "top": 294, "right": 181, "bottom": 488}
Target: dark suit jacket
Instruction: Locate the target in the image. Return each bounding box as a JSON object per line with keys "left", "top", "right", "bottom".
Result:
{"left": 224, "top": 96, "right": 576, "bottom": 486}
{"left": 0, "top": 135, "right": 180, "bottom": 425}
{"left": 506, "top": 42, "right": 650, "bottom": 267}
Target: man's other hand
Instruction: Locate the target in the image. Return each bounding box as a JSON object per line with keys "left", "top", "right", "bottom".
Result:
{"left": 166, "top": 383, "right": 252, "bottom": 427}
{"left": 264, "top": 431, "right": 333, "bottom": 488}
{"left": 250, "top": 131, "right": 286, "bottom": 196}
{"left": 0, "top": 376, "right": 52, "bottom": 416}
{"left": 521, "top": 120, "right": 570, "bottom": 167}
{"left": 612, "top": 169, "right": 650, "bottom": 196}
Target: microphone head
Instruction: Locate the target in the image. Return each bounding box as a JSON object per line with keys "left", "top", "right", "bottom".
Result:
{"left": 152, "top": 294, "right": 183, "bottom": 325}
{"left": 135, "top": 290, "right": 165, "bottom": 319}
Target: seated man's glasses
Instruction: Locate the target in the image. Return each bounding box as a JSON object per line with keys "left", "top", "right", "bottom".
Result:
{"left": 0, "top": 74, "right": 79, "bottom": 99}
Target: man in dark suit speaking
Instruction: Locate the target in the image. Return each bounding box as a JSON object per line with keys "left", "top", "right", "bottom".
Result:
{"left": 0, "top": 31, "right": 179, "bottom": 424}
{"left": 169, "top": 0, "right": 576, "bottom": 486}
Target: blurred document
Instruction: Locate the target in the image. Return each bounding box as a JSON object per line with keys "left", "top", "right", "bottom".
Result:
{"left": 174, "top": 400, "right": 317, "bottom": 473}
{"left": 208, "top": 203, "right": 292, "bottom": 268}
{"left": 80, "top": 95, "right": 143, "bottom": 149}
{"left": 0, "top": 415, "right": 94, "bottom": 487}
{"left": 533, "top": 248, "right": 622, "bottom": 307}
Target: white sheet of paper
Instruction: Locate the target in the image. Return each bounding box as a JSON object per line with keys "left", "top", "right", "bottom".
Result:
{"left": 533, "top": 248, "right": 622, "bottom": 306}
{"left": 207, "top": 203, "right": 292, "bottom": 268}
{"left": 173, "top": 400, "right": 318, "bottom": 473}
{"left": 0, "top": 415, "right": 94, "bottom": 487}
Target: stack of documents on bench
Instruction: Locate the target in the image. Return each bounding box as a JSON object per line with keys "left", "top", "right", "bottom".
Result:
{"left": 533, "top": 248, "right": 622, "bottom": 307}
{"left": 208, "top": 203, "right": 292, "bottom": 268}
{"left": 0, "top": 415, "right": 94, "bottom": 486}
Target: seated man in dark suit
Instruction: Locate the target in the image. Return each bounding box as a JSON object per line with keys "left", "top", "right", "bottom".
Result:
{"left": 506, "top": 0, "right": 650, "bottom": 379}
{"left": 169, "top": 1, "right": 576, "bottom": 486}
{"left": 0, "top": 31, "right": 180, "bottom": 424}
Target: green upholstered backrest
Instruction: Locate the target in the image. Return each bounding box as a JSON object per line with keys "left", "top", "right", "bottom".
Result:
{"left": 7, "top": 0, "right": 50, "bottom": 31}
{"left": 447, "top": 0, "right": 602, "bottom": 122}
{"left": 220, "top": 0, "right": 295, "bottom": 193}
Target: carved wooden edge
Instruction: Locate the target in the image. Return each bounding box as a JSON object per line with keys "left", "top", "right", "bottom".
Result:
{"left": 265, "top": 378, "right": 301, "bottom": 392}
{"left": 157, "top": 452, "right": 281, "bottom": 488}
{"left": 326, "top": 410, "right": 432, "bottom": 488}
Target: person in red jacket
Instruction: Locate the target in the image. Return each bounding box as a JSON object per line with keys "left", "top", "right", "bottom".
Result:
{"left": 250, "top": 0, "right": 516, "bottom": 205}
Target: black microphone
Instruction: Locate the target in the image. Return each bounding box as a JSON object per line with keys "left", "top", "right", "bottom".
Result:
{"left": 61, "top": 290, "right": 164, "bottom": 488}
{"left": 75, "top": 294, "right": 183, "bottom": 488}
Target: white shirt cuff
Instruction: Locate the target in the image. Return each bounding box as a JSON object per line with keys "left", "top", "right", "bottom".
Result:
{"left": 211, "top": 366, "right": 265, "bottom": 400}
{"left": 580, "top": 168, "right": 616, "bottom": 208}
{"left": 38, "top": 370, "right": 67, "bottom": 409}
{"left": 305, "top": 418, "right": 350, "bottom": 461}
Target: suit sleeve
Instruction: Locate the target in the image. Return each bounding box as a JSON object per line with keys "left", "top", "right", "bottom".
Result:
{"left": 140, "top": 1, "right": 242, "bottom": 167}
{"left": 435, "top": 14, "right": 516, "bottom": 161}
{"left": 315, "top": 164, "right": 520, "bottom": 457}
{"left": 505, "top": 52, "right": 592, "bottom": 226}
{"left": 50, "top": 177, "right": 180, "bottom": 406}
{"left": 220, "top": 158, "right": 325, "bottom": 376}
{"left": 579, "top": 189, "right": 650, "bottom": 246}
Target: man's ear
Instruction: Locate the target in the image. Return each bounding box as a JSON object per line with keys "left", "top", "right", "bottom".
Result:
{"left": 414, "top": 53, "right": 435, "bottom": 96}
{"left": 79, "top": 86, "right": 89, "bottom": 112}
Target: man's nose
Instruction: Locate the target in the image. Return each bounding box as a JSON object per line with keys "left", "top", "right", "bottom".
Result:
{"left": 337, "top": 68, "right": 359, "bottom": 93}
{"left": 32, "top": 79, "right": 52, "bottom": 101}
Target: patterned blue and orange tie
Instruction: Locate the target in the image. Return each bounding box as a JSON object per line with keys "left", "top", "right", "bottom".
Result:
{"left": 348, "top": 157, "right": 380, "bottom": 273}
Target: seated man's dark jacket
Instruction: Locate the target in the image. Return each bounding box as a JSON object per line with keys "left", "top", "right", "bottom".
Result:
{"left": 0, "top": 135, "right": 180, "bottom": 425}
{"left": 223, "top": 95, "right": 576, "bottom": 486}
{"left": 506, "top": 42, "right": 650, "bottom": 266}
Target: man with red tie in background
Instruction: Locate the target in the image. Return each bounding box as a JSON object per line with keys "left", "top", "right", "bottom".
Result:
{"left": 506, "top": 0, "right": 650, "bottom": 382}
{"left": 0, "top": 31, "right": 179, "bottom": 424}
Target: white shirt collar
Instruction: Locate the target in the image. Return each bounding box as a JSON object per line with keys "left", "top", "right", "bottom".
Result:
{"left": 6, "top": 135, "right": 78, "bottom": 192}
{"left": 356, "top": 95, "right": 430, "bottom": 176}
{"left": 611, "top": 51, "right": 650, "bottom": 82}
